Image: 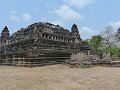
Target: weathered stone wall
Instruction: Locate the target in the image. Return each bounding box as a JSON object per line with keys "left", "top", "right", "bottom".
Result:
{"left": 0, "top": 22, "right": 88, "bottom": 66}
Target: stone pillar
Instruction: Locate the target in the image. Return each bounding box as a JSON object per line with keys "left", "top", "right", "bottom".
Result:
{"left": 51, "top": 36, "right": 54, "bottom": 40}
{"left": 39, "top": 32, "right": 42, "bottom": 38}
{"left": 13, "top": 55, "right": 16, "bottom": 66}
{"left": 48, "top": 35, "right": 50, "bottom": 39}
{"left": 88, "top": 50, "right": 90, "bottom": 55}
{"left": 55, "top": 36, "right": 57, "bottom": 40}
{"left": 63, "top": 38, "right": 65, "bottom": 42}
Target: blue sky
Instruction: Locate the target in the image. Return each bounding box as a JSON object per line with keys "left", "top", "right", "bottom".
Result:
{"left": 0, "top": 0, "right": 120, "bottom": 39}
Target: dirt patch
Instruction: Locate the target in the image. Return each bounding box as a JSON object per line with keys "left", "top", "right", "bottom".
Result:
{"left": 0, "top": 65, "right": 120, "bottom": 90}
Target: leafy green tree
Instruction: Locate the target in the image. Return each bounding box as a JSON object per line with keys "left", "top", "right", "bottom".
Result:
{"left": 96, "top": 46, "right": 106, "bottom": 58}
{"left": 89, "top": 35, "right": 103, "bottom": 57}
{"left": 118, "top": 48, "right": 120, "bottom": 57}
{"left": 88, "top": 26, "right": 120, "bottom": 58}
{"left": 90, "top": 35, "right": 102, "bottom": 50}
{"left": 108, "top": 47, "right": 119, "bottom": 58}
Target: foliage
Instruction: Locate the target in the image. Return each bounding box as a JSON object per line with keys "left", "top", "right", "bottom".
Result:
{"left": 89, "top": 26, "right": 120, "bottom": 58}
{"left": 90, "top": 35, "right": 102, "bottom": 50}
{"left": 96, "top": 46, "right": 106, "bottom": 58}
{"left": 89, "top": 35, "right": 103, "bottom": 58}
{"left": 116, "top": 27, "right": 120, "bottom": 41}
{"left": 108, "top": 47, "right": 119, "bottom": 58}
{"left": 118, "top": 48, "right": 120, "bottom": 57}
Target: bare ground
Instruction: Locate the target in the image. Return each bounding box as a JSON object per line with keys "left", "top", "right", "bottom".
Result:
{"left": 0, "top": 65, "right": 120, "bottom": 90}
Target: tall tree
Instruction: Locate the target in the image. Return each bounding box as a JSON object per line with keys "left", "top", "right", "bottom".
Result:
{"left": 108, "top": 47, "right": 119, "bottom": 58}
{"left": 116, "top": 27, "right": 120, "bottom": 45}
{"left": 118, "top": 48, "right": 120, "bottom": 57}
{"left": 100, "top": 26, "right": 117, "bottom": 47}
{"left": 90, "top": 35, "right": 102, "bottom": 50}
{"left": 89, "top": 35, "right": 103, "bottom": 57}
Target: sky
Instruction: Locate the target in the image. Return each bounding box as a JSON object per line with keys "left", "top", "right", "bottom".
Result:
{"left": 0, "top": 0, "right": 120, "bottom": 40}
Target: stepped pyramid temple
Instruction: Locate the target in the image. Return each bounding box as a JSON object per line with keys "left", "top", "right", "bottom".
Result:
{"left": 0, "top": 22, "right": 90, "bottom": 66}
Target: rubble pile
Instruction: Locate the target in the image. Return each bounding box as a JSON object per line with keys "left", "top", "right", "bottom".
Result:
{"left": 66, "top": 52, "right": 120, "bottom": 68}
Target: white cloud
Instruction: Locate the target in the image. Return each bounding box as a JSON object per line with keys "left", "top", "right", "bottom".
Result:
{"left": 110, "top": 21, "right": 120, "bottom": 30}
{"left": 64, "top": 0, "right": 93, "bottom": 8}
{"left": 10, "top": 13, "right": 32, "bottom": 22}
{"left": 52, "top": 20, "right": 64, "bottom": 26}
{"left": 80, "top": 27, "right": 94, "bottom": 33}
{"left": 22, "top": 13, "right": 31, "bottom": 21}
{"left": 55, "top": 5, "right": 82, "bottom": 21}
{"left": 79, "top": 26, "right": 97, "bottom": 39}
{"left": 10, "top": 15, "right": 20, "bottom": 22}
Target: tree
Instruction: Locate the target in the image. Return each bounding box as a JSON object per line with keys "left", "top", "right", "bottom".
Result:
{"left": 89, "top": 35, "right": 103, "bottom": 57}
{"left": 116, "top": 27, "right": 120, "bottom": 41}
{"left": 88, "top": 26, "right": 120, "bottom": 58}
{"left": 96, "top": 46, "right": 106, "bottom": 58}
{"left": 100, "top": 26, "right": 117, "bottom": 47}
{"left": 118, "top": 48, "right": 120, "bottom": 57}
{"left": 108, "top": 47, "right": 119, "bottom": 58}
{"left": 90, "top": 35, "right": 102, "bottom": 50}
{"left": 115, "top": 28, "right": 120, "bottom": 47}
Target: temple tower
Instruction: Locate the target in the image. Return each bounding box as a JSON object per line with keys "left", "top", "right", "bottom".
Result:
{"left": 1, "top": 26, "right": 10, "bottom": 44}
{"left": 71, "top": 23, "right": 82, "bottom": 43}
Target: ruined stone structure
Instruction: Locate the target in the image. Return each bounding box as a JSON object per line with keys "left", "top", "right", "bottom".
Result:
{"left": 0, "top": 22, "right": 87, "bottom": 66}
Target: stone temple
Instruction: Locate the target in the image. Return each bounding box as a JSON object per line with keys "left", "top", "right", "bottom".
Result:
{"left": 0, "top": 22, "right": 90, "bottom": 66}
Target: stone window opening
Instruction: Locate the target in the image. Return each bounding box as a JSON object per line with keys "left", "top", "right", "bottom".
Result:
{"left": 46, "top": 35, "right": 48, "bottom": 39}
{"left": 58, "top": 37, "right": 60, "bottom": 40}
{"left": 64, "top": 39, "right": 65, "bottom": 42}
{"left": 49, "top": 36, "right": 52, "bottom": 39}
{"left": 42, "top": 34, "right": 44, "bottom": 37}
{"left": 68, "top": 40, "right": 70, "bottom": 42}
